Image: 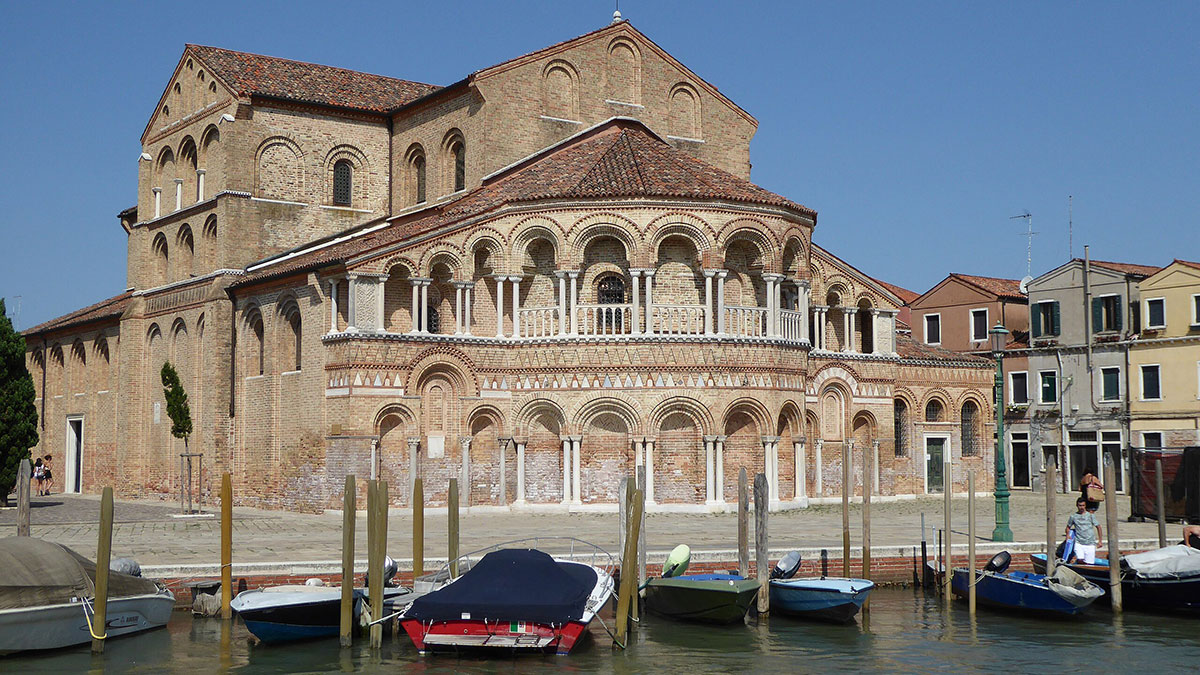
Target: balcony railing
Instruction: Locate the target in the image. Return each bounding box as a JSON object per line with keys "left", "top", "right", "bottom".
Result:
{"left": 518, "top": 306, "right": 560, "bottom": 338}
{"left": 779, "top": 309, "right": 804, "bottom": 341}
{"left": 650, "top": 304, "right": 705, "bottom": 335}
{"left": 576, "top": 303, "right": 633, "bottom": 336}
{"left": 725, "top": 305, "right": 767, "bottom": 338}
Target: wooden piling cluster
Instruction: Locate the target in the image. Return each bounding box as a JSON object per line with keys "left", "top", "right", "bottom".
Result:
{"left": 614, "top": 486, "right": 644, "bottom": 647}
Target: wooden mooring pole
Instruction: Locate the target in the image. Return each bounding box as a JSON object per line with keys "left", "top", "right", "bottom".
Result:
{"left": 17, "top": 458, "right": 30, "bottom": 537}
{"left": 412, "top": 478, "right": 424, "bottom": 580}
{"left": 1045, "top": 453, "right": 1057, "bottom": 576}
{"left": 1155, "top": 458, "right": 1167, "bottom": 548}
{"left": 738, "top": 468, "right": 749, "bottom": 577}
{"left": 754, "top": 473, "right": 769, "bottom": 616}
{"left": 614, "top": 488, "right": 644, "bottom": 647}
{"left": 370, "top": 481, "right": 388, "bottom": 649}
{"left": 448, "top": 479, "right": 460, "bottom": 577}
{"left": 1104, "top": 461, "right": 1123, "bottom": 612}
{"left": 366, "top": 481, "right": 379, "bottom": 641}
{"left": 842, "top": 441, "right": 851, "bottom": 577}
{"left": 943, "top": 457, "right": 952, "bottom": 608}
{"left": 91, "top": 487, "right": 114, "bottom": 654}
{"left": 968, "top": 470, "right": 976, "bottom": 616}
{"left": 340, "top": 475, "right": 356, "bottom": 647}
{"left": 220, "top": 473, "right": 232, "bottom": 620}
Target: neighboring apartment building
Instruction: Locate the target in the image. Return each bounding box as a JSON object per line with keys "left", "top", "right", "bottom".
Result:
{"left": 1128, "top": 260, "right": 1200, "bottom": 450}
{"left": 1011, "top": 257, "right": 1160, "bottom": 494}
{"left": 909, "top": 273, "right": 1033, "bottom": 486}
{"left": 22, "top": 20, "right": 994, "bottom": 512}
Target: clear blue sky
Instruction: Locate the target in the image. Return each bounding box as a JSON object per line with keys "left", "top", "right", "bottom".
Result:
{"left": 2, "top": 1, "right": 1197, "bottom": 329}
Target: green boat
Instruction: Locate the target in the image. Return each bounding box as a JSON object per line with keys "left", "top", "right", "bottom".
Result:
{"left": 643, "top": 574, "right": 761, "bottom": 624}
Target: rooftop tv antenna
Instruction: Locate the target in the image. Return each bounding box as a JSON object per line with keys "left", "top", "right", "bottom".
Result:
{"left": 612, "top": 0, "right": 622, "bottom": 22}
{"left": 1067, "top": 195, "right": 1073, "bottom": 260}
{"left": 1011, "top": 211, "right": 1036, "bottom": 279}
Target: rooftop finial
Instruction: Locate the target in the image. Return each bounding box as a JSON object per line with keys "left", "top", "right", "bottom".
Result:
{"left": 612, "top": 9, "right": 622, "bottom": 23}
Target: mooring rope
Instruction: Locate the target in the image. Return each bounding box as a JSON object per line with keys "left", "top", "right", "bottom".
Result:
{"left": 80, "top": 596, "right": 108, "bottom": 640}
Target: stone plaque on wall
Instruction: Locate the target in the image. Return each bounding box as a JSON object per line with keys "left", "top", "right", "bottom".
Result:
{"left": 426, "top": 434, "right": 445, "bottom": 459}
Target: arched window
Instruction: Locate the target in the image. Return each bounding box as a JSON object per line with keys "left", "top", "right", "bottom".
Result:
{"left": 152, "top": 233, "right": 169, "bottom": 287}
{"left": 177, "top": 225, "right": 195, "bottom": 278}
{"left": 279, "top": 303, "right": 302, "bottom": 372}
{"left": 426, "top": 305, "right": 440, "bottom": 334}
{"left": 894, "top": 399, "right": 909, "bottom": 457}
{"left": 925, "top": 399, "right": 944, "bottom": 423}
{"left": 453, "top": 143, "right": 465, "bottom": 193}
{"left": 333, "top": 160, "right": 352, "bottom": 206}
{"left": 960, "top": 401, "right": 980, "bottom": 457}
{"left": 414, "top": 156, "right": 426, "bottom": 204}
{"left": 597, "top": 274, "right": 626, "bottom": 332}
{"left": 246, "top": 310, "right": 264, "bottom": 376}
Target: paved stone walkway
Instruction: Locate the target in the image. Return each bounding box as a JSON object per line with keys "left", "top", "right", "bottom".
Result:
{"left": 1, "top": 491, "right": 1172, "bottom": 567}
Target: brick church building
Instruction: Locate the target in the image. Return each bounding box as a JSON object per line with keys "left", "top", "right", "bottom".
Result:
{"left": 24, "top": 20, "right": 995, "bottom": 512}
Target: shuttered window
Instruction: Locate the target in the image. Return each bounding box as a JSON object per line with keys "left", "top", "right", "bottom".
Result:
{"left": 333, "top": 160, "right": 352, "bottom": 206}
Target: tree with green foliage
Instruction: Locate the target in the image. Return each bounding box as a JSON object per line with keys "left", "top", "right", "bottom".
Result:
{"left": 161, "top": 361, "right": 192, "bottom": 452}
{"left": 0, "top": 299, "right": 38, "bottom": 506}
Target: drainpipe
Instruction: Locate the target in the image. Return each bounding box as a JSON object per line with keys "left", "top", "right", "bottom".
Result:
{"left": 40, "top": 337, "right": 47, "bottom": 432}
{"left": 1083, "top": 247, "right": 1092, "bottom": 373}
{"left": 1056, "top": 348, "right": 1069, "bottom": 494}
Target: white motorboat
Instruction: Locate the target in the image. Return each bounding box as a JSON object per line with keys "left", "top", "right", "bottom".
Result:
{"left": 0, "top": 537, "right": 175, "bottom": 654}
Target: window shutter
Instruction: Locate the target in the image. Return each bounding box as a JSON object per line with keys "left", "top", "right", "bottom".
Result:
{"left": 1114, "top": 296, "right": 1123, "bottom": 332}
{"left": 1092, "top": 297, "right": 1103, "bottom": 332}
{"left": 1051, "top": 301, "right": 1061, "bottom": 335}
{"left": 1031, "top": 304, "right": 1042, "bottom": 337}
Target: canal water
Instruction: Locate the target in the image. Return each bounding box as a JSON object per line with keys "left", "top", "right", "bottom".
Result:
{"left": 8, "top": 588, "right": 1198, "bottom": 673}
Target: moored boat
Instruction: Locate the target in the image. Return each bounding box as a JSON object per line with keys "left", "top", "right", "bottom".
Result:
{"left": 399, "top": 539, "right": 615, "bottom": 656}
{"left": 642, "top": 545, "right": 759, "bottom": 624}
{"left": 767, "top": 551, "right": 874, "bottom": 623}
{"left": 1031, "top": 544, "right": 1200, "bottom": 613}
{"left": 0, "top": 537, "right": 175, "bottom": 654}
{"left": 951, "top": 551, "right": 1103, "bottom": 616}
{"left": 231, "top": 583, "right": 412, "bottom": 643}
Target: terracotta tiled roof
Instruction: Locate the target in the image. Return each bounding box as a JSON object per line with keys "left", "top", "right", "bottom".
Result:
{"left": 896, "top": 334, "right": 993, "bottom": 366}
{"left": 949, "top": 273, "right": 1025, "bottom": 301}
{"left": 23, "top": 292, "right": 133, "bottom": 336}
{"left": 1174, "top": 259, "right": 1200, "bottom": 271}
{"left": 1080, "top": 258, "right": 1160, "bottom": 278}
{"left": 871, "top": 278, "right": 919, "bottom": 304}
{"left": 236, "top": 119, "right": 814, "bottom": 285}
{"left": 189, "top": 45, "right": 441, "bottom": 114}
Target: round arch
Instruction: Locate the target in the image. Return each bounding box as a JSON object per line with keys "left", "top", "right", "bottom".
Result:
{"left": 649, "top": 396, "right": 714, "bottom": 436}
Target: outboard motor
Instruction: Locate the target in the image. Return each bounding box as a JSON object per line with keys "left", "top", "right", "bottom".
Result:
{"left": 771, "top": 551, "right": 802, "bottom": 580}
{"left": 662, "top": 544, "right": 691, "bottom": 578}
{"left": 983, "top": 551, "right": 1011, "bottom": 574}
{"left": 365, "top": 555, "right": 400, "bottom": 588}
{"left": 111, "top": 557, "right": 142, "bottom": 577}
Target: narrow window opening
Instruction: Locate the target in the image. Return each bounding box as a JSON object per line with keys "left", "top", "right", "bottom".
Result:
{"left": 333, "top": 160, "right": 352, "bottom": 206}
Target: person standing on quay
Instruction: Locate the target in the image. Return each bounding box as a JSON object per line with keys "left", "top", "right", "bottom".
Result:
{"left": 1066, "top": 497, "right": 1102, "bottom": 564}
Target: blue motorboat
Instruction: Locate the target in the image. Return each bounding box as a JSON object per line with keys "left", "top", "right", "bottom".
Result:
{"left": 952, "top": 551, "right": 1103, "bottom": 616}
{"left": 1031, "top": 544, "right": 1200, "bottom": 614}
{"left": 767, "top": 552, "right": 874, "bottom": 623}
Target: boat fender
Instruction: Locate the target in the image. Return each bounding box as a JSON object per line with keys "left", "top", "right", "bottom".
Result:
{"left": 771, "top": 551, "right": 802, "bottom": 579}
{"left": 983, "top": 551, "right": 1011, "bottom": 574}
{"left": 305, "top": 578, "right": 325, "bottom": 586}
{"left": 662, "top": 545, "right": 691, "bottom": 578}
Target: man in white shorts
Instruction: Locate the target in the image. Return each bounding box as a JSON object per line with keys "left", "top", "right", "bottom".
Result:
{"left": 1066, "top": 497, "right": 1102, "bottom": 564}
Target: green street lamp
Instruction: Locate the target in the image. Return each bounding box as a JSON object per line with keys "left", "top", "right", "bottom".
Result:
{"left": 990, "top": 322, "right": 1013, "bottom": 542}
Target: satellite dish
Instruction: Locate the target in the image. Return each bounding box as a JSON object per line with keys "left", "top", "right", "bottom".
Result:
{"left": 1019, "top": 276, "right": 1033, "bottom": 295}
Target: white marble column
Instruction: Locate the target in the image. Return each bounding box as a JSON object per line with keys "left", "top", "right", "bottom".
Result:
{"left": 634, "top": 437, "right": 644, "bottom": 467}
{"left": 571, "top": 435, "right": 582, "bottom": 505}
{"left": 173, "top": 178, "right": 183, "bottom": 211}
{"left": 869, "top": 308, "right": 881, "bottom": 354}
{"left": 409, "top": 278, "right": 421, "bottom": 334}
{"left": 196, "top": 169, "right": 206, "bottom": 202}
{"left": 153, "top": 187, "right": 162, "bottom": 219}
{"left": 815, "top": 439, "right": 824, "bottom": 495}
{"left": 796, "top": 280, "right": 811, "bottom": 345}
{"left": 346, "top": 274, "right": 359, "bottom": 332}
{"left": 644, "top": 437, "right": 656, "bottom": 504}
{"left": 376, "top": 276, "right": 387, "bottom": 331}
{"left": 460, "top": 436, "right": 471, "bottom": 503}
{"left": 848, "top": 307, "right": 857, "bottom": 352}
{"left": 498, "top": 437, "right": 507, "bottom": 505}
{"left": 630, "top": 269, "right": 644, "bottom": 335}
{"left": 762, "top": 274, "right": 779, "bottom": 337}
{"left": 703, "top": 270, "right": 717, "bottom": 335}
{"left": 704, "top": 435, "right": 716, "bottom": 503}
{"left": 561, "top": 437, "right": 572, "bottom": 504}
{"left": 327, "top": 278, "right": 340, "bottom": 335}
{"left": 763, "top": 436, "right": 780, "bottom": 505}
{"left": 847, "top": 439, "right": 856, "bottom": 498}
{"left": 407, "top": 437, "right": 420, "bottom": 502}
{"left": 716, "top": 271, "right": 728, "bottom": 335}
{"left": 463, "top": 283, "right": 474, "bottom": 335}
{"left": 872, "top": 439, "right": 881, "bottom": 495}
{"left": 643, "top": 270, "right": 655, "bottom": 335}
{"left": 715, "top": 435, "right": 727, "bottom": 503}
{"left": 493, "top": 273, "right": 506, "bottom": 337}
{"left": 515, "top": 440, "right": 527, "bottom": 505}
{"left": 510, "top": 275, "right": 522, "bottom": 338}
{"left": 568, "top": 271, "right": 580, "bottom": 336}
{"left": 419, "top": 280, "right": 431, "bottom": 334}
{"left": 795, "top": 440, "right": 806, "bottom": 500}
{"left": 454, "top": 284, "right": 464, "bottom": 334}
{"left": 555, "top": 271, "right": 568, "bottom": 336}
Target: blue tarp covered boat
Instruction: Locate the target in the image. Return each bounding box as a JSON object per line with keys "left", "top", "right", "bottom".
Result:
{"left": 1031, "top": 544, "right": 1200, "bottom": 613}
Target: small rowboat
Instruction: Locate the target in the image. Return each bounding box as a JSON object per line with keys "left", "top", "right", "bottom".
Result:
{"left": 231, "top": 584, "right": 412, "bottom": 643}
{"left": 767, "top": 551, "right": 874, "bottom": 623}
{"left": 642, "top": 544, "right": 760, "bottom": 624}
{"left": 951, "top": 551, "right": 1102, "bottom": 616}
{"left": 399, "top": 538, "right": 615, "bottom": 656}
